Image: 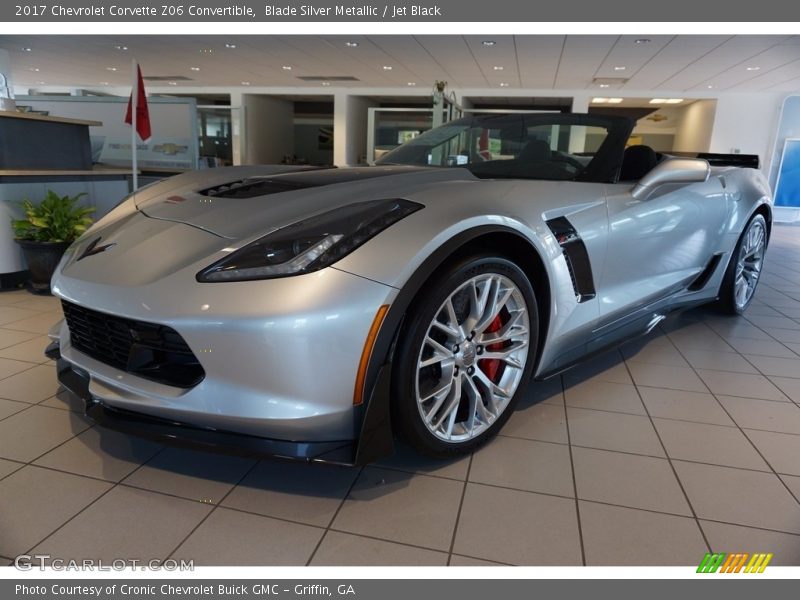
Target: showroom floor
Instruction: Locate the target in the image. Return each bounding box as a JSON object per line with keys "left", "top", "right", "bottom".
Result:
{"left": 1, "top": 226, "right": 800, "bottom": 567}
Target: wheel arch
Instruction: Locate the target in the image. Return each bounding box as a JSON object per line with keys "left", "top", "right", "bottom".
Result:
{"left": 713, "top": 200, "right": 772, "bottom": 315}
{"left": 353, "top": 225, "right": 552, "bottom": 464}
{"left": 753, "top": 201, "right": 773, "bottom": 241}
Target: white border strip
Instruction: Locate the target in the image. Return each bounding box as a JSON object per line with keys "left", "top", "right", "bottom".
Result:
{"left": 2, "top": 22, "right": 800, "bottom": 35}
{"left": 2, "top": 565, "right": 799, "bottom": 579}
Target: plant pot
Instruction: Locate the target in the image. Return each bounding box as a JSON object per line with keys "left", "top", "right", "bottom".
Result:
{"left": 14, "top": 239, "right": 71, "bottom": 295}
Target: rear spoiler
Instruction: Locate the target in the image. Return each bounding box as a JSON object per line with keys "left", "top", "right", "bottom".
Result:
{"left": 667, "top": 152, "right": 760, "bottom": 169}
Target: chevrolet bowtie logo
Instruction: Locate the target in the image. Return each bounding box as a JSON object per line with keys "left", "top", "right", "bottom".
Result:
{"left": 76, "top": 237, "right": 117, "bottom": 261}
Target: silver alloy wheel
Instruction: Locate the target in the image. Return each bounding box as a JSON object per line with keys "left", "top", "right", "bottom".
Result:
{"left": 734, "top": 219, "right": 766, "bottom": 310}
{"left": 414, "top": 273, "right": 530, "bottom": 442}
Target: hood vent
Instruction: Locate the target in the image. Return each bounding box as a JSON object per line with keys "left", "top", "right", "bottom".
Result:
{"left": 200, "top": 178, "right": 315, "bottom": 199}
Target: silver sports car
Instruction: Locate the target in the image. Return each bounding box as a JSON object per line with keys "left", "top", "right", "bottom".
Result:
{"left": 47, "top": 113, "right": 772, "bottom": 464}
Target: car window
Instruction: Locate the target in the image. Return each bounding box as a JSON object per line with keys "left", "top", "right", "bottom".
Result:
{"left": 377, "top": 114, "right": 622, "bottom": 182}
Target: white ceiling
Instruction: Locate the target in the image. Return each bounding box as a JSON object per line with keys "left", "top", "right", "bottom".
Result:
{"left": 4, "top": 34, "right": 800, "bottom": 93}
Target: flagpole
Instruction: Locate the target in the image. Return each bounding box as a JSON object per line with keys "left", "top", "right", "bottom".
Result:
{"left": 131, "top": 58, "right": 138, "bottom": 191}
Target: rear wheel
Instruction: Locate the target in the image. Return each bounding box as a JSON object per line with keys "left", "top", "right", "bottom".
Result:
{"left": 393, "top": 255, "right": 538, "bottom": 457}
{"left": 717, "top": 214, "right": 767, "bottom": 315}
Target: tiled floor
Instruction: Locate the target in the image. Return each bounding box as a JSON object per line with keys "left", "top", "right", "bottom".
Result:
{"left": 2, "top": 225, "right": 800, "bottom": 567}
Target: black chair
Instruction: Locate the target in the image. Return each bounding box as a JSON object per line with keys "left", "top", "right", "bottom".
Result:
{"left": 619, "top": 145, "right": 658, "bottom": 181}
{"left": 517, "top": 139, "right": 552, "bottom": 164}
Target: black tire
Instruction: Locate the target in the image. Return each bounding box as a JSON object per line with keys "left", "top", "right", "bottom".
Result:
{"left": 392, "top": 255, "right": 538, "bottom": 458}
{"left": 716, "top": 213, "right": 768, "bottom": 315}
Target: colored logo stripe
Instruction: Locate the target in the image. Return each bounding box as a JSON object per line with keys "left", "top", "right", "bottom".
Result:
{"left": 697, "top": 552, "right": 773, "bottom": 573}
{"left": 720, "top": 553, "right": 748, "bottom": 573}
{"left": 697, "top": 553, "right": 726, "bottom": 573}
{"left": 745, "top": 553, "right": 773, "bottom": 573}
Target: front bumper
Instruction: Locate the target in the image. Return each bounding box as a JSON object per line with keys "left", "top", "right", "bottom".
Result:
{"left": 51, "top": 347, "right": 392, "bottom": 465}
{"left": 51, "top": 264, "right": 397, "bottom": 442}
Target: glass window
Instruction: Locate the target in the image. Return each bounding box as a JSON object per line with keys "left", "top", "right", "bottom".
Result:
{"left": 198, "top": 107, "right": 233, "bottom": 167}
{"left": 377, "top": 114, "right": 623, "bottom": 182}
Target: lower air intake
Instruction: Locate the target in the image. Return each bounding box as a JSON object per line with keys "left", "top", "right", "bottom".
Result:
{"left": 61, "top": 300, "right": 205, "bottom": 388}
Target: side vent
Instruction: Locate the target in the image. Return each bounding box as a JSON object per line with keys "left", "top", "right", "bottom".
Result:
{"left": 545, "top": 216, "right": 596, "bottom": 303}
{"left": 688, "top": 252, "right": 724, "bottom": 291}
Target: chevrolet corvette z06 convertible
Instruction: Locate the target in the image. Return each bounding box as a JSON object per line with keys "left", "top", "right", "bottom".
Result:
{"left": 46, "top": 113, "right": 772, "bottom": 464}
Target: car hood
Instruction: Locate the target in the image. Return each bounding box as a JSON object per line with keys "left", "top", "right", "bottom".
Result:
{"left": 135, "top": 165, "right": 478, "bottom": 239}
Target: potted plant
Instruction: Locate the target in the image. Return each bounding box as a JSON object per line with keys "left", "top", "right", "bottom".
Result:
{"left": 11, "top": 190, "right": 95, "bottom": 294}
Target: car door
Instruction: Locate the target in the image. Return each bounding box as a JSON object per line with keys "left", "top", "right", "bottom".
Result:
{"left": 598, "top": 173, "right": 728, "bottom": 324}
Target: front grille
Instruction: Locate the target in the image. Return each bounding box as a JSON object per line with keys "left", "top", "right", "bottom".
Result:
{"left": 61, "top": 301, "right": 205, "bottom": 388}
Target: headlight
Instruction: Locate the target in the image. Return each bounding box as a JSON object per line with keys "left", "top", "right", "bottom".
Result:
{"left": 197, "top": 198, "right": 423, "bottom": 282}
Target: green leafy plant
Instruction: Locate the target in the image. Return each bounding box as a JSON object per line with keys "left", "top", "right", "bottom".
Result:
{"left": 11, "top": 190, "right": 95, "bottom": 243}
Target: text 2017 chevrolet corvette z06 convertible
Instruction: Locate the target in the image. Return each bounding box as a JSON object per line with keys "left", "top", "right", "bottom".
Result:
{"left": 46, "top": 113, "right": 772, "bottom": 464}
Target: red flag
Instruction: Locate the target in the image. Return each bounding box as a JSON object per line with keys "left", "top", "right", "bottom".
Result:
{"left": 124, "top": 64, "right": 151, "bottom": 142}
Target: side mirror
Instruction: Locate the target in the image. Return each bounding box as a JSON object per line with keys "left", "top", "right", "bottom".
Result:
{"left": 631, "top": 158, "right": 710, "bottom": 200}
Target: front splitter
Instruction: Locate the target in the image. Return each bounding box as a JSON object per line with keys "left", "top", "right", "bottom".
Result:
{"left": 50, "top": 345, "right": 358, "bottom": 466}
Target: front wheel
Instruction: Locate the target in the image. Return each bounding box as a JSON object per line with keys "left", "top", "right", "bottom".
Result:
{"left": 393, "top": 256, "right": 538, "bottom": 458}
{"left": 717, "top": 214, "right": 767, "bottom": 315}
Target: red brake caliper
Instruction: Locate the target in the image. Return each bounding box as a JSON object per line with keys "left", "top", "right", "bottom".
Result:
{"left": 479, "top": 314, "right": 505, "bottom": 382}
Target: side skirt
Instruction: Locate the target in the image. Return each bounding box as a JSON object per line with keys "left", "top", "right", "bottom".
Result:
{"left": 534, "top": 294, "right": 711, "bottom": 381}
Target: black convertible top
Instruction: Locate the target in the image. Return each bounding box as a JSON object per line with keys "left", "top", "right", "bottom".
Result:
{"left": 377, "top": 113, "right": 635, "bottom": 184}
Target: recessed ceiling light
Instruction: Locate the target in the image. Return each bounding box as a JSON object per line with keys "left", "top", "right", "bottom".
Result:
{"left": 599, "top": 84, "right": 610, "bottom": 88}
{"left": 168, "top": 81, "right": 177, "bottom": 86}
{"left": 665, "top": 98, "right": 684, "bottom": 104}
{"left": 225, "top": 43, "right": 236, "bottom": 49}
{"left": 649, "top": 98, "right": 667, "bottom": 104}
{"left": 613, "top": 66, "right": 627, "bottom": 71}
{"left": 407, "top": 82, "right": 417, "bottom": 86}
{"left": 281, "top": 65, "right": 292, "bottom": 70}
{"left": 634, "top": 38, "right": 651, "bottom": 44}
{"left": 707, "top": 85, "right": 715, "bottom": 89}
{"left": 607, "top": 98, "right": 624, "bottom": 104}
{"left": 29, "top": 68, "right": 39, "bottom": 72}
{"left": 382, "top": 65, "right": 393, "bottom": 70}
{"left": 592, "top": 98, "right": 609, "bottom": 103}
{"left": 106, "top": 67, "right": 117, "bottom": 72}
{"left": 200, "top": 49, "right": 213, "bottom": 54}
{"left": 493, "top": 66, "right": 504, "bottom": 71}
{"left": 114, "top": 45, "right": 128, "bottom": 51}
{"left": 321, "top": 82, "right": 331, "bottom": 86}
{"left": 345, "top": 41, "right": 359, "bottom": 48}
{"left": 499, "top": 82, "right": 510, "bottom": 87}
{"left": 190, "top": 67, "right": 200, "bottom": 71}
{"left": 746, "top": 66, "right": 761, "bottom": 71}
{"left": 100, "top": 81, "right": 109, "bottom": 85}
{"left": 482, "top": 40, "right": 497, "bottom": 46}
{"left": 241, "top": 81, "right": 251, "bottom": 86}
{"left": 21, "top": 47, "right": 32, "bottom": 52}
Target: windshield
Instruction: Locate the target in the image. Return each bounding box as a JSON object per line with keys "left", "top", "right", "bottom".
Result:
{"left": 376, "top": 113, "right": 632, "bottom": 183}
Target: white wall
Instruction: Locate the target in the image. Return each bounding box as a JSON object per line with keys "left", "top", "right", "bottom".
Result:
{"left": 229, "top": 91, "right": 243, "bottom": 166}
{"left": 333, "top": 94, "right": 377, "bottom": 166}
{"left": 709, "top": 93, "right": 784, "bottom": 173}
{"left": 673, "top": 100, "right": 717, "bottom": 152}
{"left": 242, "top": 95, "right": 294, "bottom": 164}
